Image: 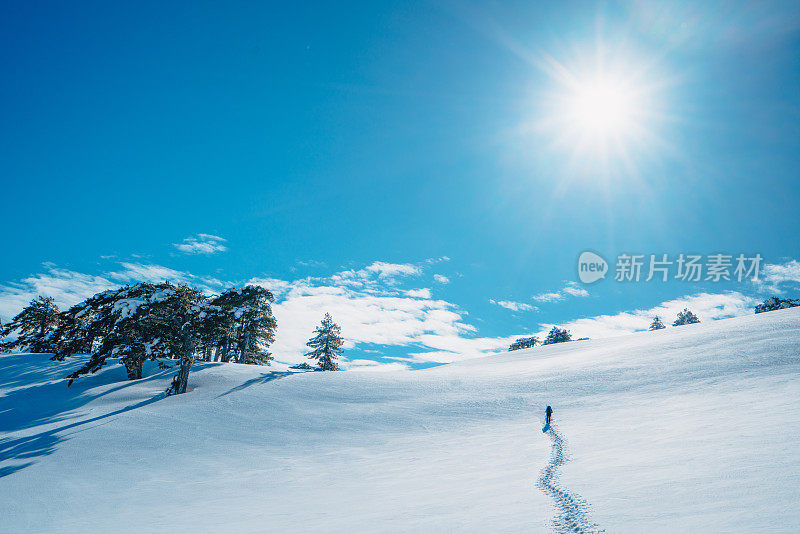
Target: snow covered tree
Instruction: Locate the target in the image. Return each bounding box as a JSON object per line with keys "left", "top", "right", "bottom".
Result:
{"left": 52, "top": 283, "right": 163, "bottom": 380}
{"left": 205, "top": 286, "right": 277, "bottom": 365}
{"left": 305, "top": 313, "right": 343, "bottom": 371}
{"left": 49, "top": 300, "right": 99, "bottom": 357}
{"left": 52, "top": 282, "right": 208, "bottom": 394}
{"left": 649, "top": 316, "right": 666, "bottom": 330}
{"left": 145, "top": 284, "right": 209, "bottom": 395}
{"left": 508, "top": 336, "right": 539, "bottom": 351}
{"left": 542, "top": 326, "right": 572, "bottom": 345}
{"left": 673, "top": 308, "right": 700, "bottom": 326}
{"left": 754, "top": 297, "right": 800, "bottom": 314}
{"left": 0, "top": 296, "right": 60, "bottom": 353}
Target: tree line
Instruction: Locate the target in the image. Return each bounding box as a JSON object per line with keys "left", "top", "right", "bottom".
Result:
{"left": 508, "top": 308, "right": 703, "bottom": 351}
{"left": 649, "top": 308, "right": 701, "bottom": 330}
{"left": 508, "top": 326, "right": 573, "bottom": 351}
{"left": 0, "top": 282, "right": 344, "bottom": 394}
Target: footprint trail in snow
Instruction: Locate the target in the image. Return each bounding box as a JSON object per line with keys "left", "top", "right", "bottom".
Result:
{"left": 537, "top": 425, "right": 604, "bottom": 533}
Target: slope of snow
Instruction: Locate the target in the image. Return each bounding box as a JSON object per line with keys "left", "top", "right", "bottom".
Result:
{"left": 1, "top": 309, "right": 799, "bottom": 533}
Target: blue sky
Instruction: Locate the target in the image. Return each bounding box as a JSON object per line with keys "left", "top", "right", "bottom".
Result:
{"left": 2, "top": 1, "right": 799, "bottom": 369}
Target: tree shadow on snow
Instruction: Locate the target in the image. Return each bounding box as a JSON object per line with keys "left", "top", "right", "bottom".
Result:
{"left": 0, "top": 358, "right": 291, "bottom": 479}
{"left": 0, "top": 392, "right": 165, "bottom": 478}
{"left": 0, "top": 357, "right": 173, "bottom": 434}
{"left": 217, "top": 371, "right": 293, "bottom": 398}
{"left": 0, "top": 462, "right": 33, "bottom": 478}
{"left": 0, "top": 354, "right": 174, "bottom": 478}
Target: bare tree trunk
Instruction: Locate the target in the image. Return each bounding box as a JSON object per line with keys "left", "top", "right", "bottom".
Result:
{"left": 221, "top": 338, "right": 231, "bottom": 362}
{"left": 125, "top": 358, "right": 143, "bottom": 380}
{"left": 172, "top": 357, "right": 192, "bottom": 394}
{"left": 167, "top": 333, "right": 195, "bottom": 395}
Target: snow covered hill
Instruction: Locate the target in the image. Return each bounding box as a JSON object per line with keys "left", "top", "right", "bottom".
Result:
{"left": 2, "top": 308, "right": 799, "bottom": 533}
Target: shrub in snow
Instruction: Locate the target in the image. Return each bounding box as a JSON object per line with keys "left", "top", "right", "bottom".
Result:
{"left": 508, "top": 336, "right": 539, "bottom": 351}
{"left": 542, "top": 327, "right": 572, "bottom": 345}
{"left": 649, "top": 316, "right": 666, "bottom": 330}
{"left": 305, "top": 313, "right": 343, "bottom": 371}
{"left": 673, "top": 308, "right": 700, "bottom": 326}
{"left": 754, "top": 297, "right": 800, "bottom": 314}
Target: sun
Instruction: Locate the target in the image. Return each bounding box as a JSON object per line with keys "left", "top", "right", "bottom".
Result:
{"left": 566, "top": 77, "right": 641, "bottom": 138}
{"left": 552, "top": 71, "right": 650, "bottom": 157}
{"left": 529, "top": 48, "right": 663, "bottom": 170}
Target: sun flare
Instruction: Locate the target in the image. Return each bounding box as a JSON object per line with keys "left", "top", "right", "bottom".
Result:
{"left": 566, "top": 78, "right": 640, "bottom": 138}
{"left": 533, "top": 48, "right": 663, "bottom": 170}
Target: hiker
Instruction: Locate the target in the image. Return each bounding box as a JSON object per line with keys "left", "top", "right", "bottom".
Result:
{"left": 545, "top": 405, "right": 552, "bottom": 424}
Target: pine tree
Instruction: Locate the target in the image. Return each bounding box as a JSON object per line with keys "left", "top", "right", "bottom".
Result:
{"left": 305, "top": 313, "right": 343, "bottom": 371}
{"left": 509, "top": 336, "right": 539, "bottom": 351}
{"left": 53, "top": 283, "right": 165, "bottom": 380}
{"left": 207, "top": 286, "right": 277, "bottom": 365}
{"left": 673, "top": 308, "right": 700, "bottom": 326}
{"left": 649, "top": 316, "right": 666, "bottom": 330}
{"left": 146, "top": 283, "right": 209, "bottom": 395}
{"left": 542, "top": 326, "right": 572, "bottom": 345}
{"left": 0, "top": 296, "right": 60, "bottom": 353}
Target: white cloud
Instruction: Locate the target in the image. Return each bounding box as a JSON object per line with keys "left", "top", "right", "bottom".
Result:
{"left": 426, "top": 256, "right": 451, "bottom": 264}
{"left": 0, "top": 266, "right": 117, "bottom": 320}
{"left": 561, "top": 281, "right": 589, "bottom": 297}
{"left": 296, "top": 259, "right": 327, "bottom": 268}
{"left": 247, "top": 277, "right": 295, "bottom": 298}
{"left": 490, "top": 299, "right": 536, "bottom": 312}
{"left": 364, "top": 261, "right": 421, "bottom": 279}
{"left": 328, "top": 261, "right": 424, "bottom": 290}
{"left": 113, "top": 262, "right": 224, "bottom": 294}
{"left": 433, "top": 274, "right": 450, "bottom": 284}
{"left": 0, "top": 262, "right": 225, "bottom": 321}
{"left": 531, "top": 291, "right": 564, "bottom": 303}
{"left": 111, "top": 262, "right": 192, "bottom": 284}
{"left": 405, "top": 288, "right": 432, "bottom": 299}
{"left": 760, "top": 260, "right": 800, "bottom": 294}
{"left": 532, "top": 281, "right": 589, "bottom": 302}
{"left": 173, "top": 233, "right": 227, "bottom": 255}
